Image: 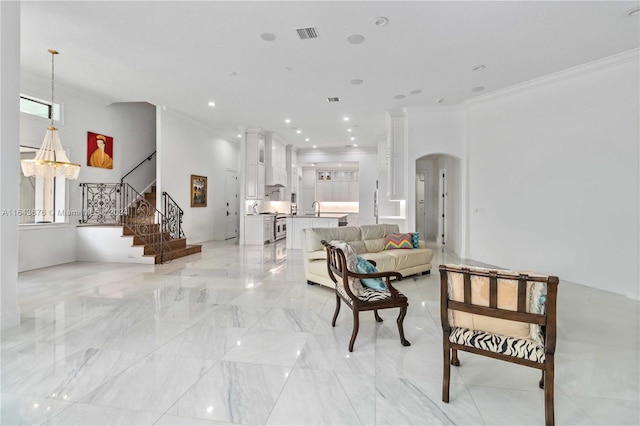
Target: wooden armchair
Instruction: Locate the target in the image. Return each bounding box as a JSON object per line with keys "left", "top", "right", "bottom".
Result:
{"left": 439, "top": 264, "right": 559, "bottom": 426}
{"left": 322, "top": 240, "right": 411, "bottom": 352}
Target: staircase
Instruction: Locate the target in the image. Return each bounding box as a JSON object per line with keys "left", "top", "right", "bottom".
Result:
{"left": 78, "top": 182, "right": 202, "bottom": 265}
{"left": 123, "top": 186, "right": 202, "bottom": 263}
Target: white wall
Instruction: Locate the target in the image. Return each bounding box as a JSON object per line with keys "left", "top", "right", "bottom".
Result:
{"left": 467, "top": 53, "right": 639, "bottom": 299}
{"left": 157, "top": 107, "right": 240, "bottom": 243}
{"left": 297, "top": 148, "right": 378, "bottom": 224}
{"left": 19, "top": 72, "right": 157, "bottom": 271}
{"left": 407, "top": 108, "right": 466, "bottom": 256}
{"left": 1, "top": 0, "right": 21, "bottom": 329}
{"left": 111, "top": 102, "right": 156, "bottom": 193}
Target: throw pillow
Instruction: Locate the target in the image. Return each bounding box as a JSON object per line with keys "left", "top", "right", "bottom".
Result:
{"left": 356, "top": 256, "right": 386, "bottom": 291}
{"left": 411, "top": 232, "right": 420, "bottom": 248}
{"left": 384, "top": 233, "right": 413, "bottom": 250}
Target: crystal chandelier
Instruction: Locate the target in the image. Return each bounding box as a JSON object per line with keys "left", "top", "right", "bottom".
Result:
{"left": 20, "top": 49, "right": 81, "bottom": 180}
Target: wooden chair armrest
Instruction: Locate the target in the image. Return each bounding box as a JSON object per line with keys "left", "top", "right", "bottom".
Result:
{"left": 347, "top": 270, "right": 404, "bottom": 298}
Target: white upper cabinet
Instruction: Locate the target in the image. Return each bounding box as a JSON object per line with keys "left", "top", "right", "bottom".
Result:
{"left": 246, "top": 130, "right": 265, "bottom": 200}
{"left": 265, "top": 132, "right": 288, "bottom": 187}
{"left": 314, "top": 169, "right": 359, "bottom": 202}
{"left": 386, "top": 110, "right": 407, "bottom": 200}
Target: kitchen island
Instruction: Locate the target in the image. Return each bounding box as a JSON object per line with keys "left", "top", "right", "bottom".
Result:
{"left": 286, "top": 214, "right": 348, "bottom": 249}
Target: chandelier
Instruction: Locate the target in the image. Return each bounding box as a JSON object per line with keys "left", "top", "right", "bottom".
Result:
{"left": 20, "top": 49, "right": 81, "bottom": 180}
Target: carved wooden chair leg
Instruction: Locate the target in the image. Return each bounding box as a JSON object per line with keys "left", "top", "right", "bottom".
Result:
{"left": 451, "top": 348, "right": 460, "bottom": 366}
{"left": 539, "top": 370, "right": 545, "bottom": 389}
{"left": 396, "top": 306, "right": 411, "bottom": 346}
{"left": 442, "top": 342, "right": 451, "bottom": 403}
{"left": 348, "top": 309, "right": 360, "bottom": 352}
{"left": 331, "top": 294, "right": 341, "bottom": 327}
{"left": 374, "top": 310, "right": 383, "bottom": 322}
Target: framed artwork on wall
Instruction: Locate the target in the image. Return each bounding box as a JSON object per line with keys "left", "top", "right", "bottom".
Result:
{"left": 87, "top": 131, "right": 114, "bottom": 169}
{"left": 191, "top": 175, "right": 207, "bottom": 207}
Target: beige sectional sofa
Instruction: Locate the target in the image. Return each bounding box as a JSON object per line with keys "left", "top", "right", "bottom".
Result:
{"left": 301, "top": 223, "right": 434, "bottom": 288}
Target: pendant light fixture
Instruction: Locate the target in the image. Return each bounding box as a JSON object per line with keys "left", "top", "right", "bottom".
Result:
{"left": 20, "top": 49, "right": 81, "bottom": 180}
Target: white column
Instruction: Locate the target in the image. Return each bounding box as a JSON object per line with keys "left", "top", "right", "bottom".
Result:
{"left": 0, "top": 0, "right": 21, "bottom": 329}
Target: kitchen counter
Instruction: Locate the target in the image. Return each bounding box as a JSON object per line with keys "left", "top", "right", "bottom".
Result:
{"left": 290, "top": 213, "right": 348, "bottom": 219}
{"left": 286, "top": 214, "right": 349, "bottom": 249}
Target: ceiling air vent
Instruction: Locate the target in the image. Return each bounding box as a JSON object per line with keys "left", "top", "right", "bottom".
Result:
{"left": 296, "top": 27, "right": 319, "bottom": 40}
{"left": 327, "top": 97, "right": 340, "bottom": 103}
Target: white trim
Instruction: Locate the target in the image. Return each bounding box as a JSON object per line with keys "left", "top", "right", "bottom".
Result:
{"left": 466, "top": 48, "right": 640, "bottom": 106}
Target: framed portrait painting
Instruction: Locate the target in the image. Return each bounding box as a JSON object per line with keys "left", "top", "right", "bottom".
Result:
{"left": 191, "top": 175, "right": 207, "bottom": 207}
{"left": 87, "top": 131, "right": 114, "bottom": 169}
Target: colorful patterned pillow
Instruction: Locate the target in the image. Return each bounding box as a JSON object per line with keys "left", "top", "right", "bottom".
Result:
{"left": 383, "top": 233, "right": 413, "bottom": 250}
{"left": 356, "top": 256, "right": 386, "bottom": 291}
{"left": 411, "top": 232, "right": 420, "bottom": 248}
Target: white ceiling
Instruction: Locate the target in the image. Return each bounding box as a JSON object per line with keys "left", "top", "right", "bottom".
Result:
{"left": 20, "top": 1, "right": 640, "bottom": 151}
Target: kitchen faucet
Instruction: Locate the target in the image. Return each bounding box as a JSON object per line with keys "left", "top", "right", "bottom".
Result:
{"left": 311, "top": 200, "right": 320, "bottom": 216}
{"left": 251, "top": 201, "right": 258, "bottom": 215}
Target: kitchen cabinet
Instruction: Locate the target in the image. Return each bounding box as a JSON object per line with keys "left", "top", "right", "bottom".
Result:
{"left": 246, "top": 130, "right": 265, "bottom": 200}
{"left": 286, "top": 146, "right": 298, "bottom": 199}
{"left": 265, "top": 132, "right": 288, "bottom": 187}
{"left": 314, "top": 169, "right": 359, "bottom": 202}
{"left": 386, "top": 111, "right": 407, "bottom": 200}
{"left": 286, "top": 216, "right": 340, "bottom": 249}
{"left": 244, "top": 215, "right": 274, "bottom": 245}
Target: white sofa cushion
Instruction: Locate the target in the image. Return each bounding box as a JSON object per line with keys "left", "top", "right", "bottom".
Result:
{"left": 304, "top": 226, "right": 362, "bottom": 253}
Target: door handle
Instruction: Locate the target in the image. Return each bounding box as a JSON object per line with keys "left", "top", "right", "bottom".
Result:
{"left": 227, "top": 211, "right": 230, "bottom": 216}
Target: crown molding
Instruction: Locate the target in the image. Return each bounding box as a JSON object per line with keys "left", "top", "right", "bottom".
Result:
{"left": 466, "top": 48, "right": 639, "bottom": 106}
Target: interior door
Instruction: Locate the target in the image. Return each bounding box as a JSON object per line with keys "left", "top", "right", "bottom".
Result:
{"left": 225, "top": 170, "right": 238, "bottom": 240}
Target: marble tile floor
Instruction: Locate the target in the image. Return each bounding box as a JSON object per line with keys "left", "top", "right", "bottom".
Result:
{"left": 1, "top": 239, "right": 638, "bottom": 425}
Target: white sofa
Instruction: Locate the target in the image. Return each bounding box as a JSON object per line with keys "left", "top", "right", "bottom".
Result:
{"left": 301, "top": 224, "right": 434, "bottom": 288}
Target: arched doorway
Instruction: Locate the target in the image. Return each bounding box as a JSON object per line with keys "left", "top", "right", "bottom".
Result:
{"left": 415, "top": 154, "right": 461, "bottom": 253}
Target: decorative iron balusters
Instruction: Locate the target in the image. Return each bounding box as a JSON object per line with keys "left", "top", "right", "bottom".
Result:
{"left": 79, "top": 182, "right": 173, "bottom": 262}
{"left": 163, "top": 191, "right": 185, "bottom": 239}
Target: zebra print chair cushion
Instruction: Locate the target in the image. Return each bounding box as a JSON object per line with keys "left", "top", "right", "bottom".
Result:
{"left": 336, "top": 281, "right": 394, "bottom": 304}
{"left": 449, "top": 327, "right": 545, "bottom": 363}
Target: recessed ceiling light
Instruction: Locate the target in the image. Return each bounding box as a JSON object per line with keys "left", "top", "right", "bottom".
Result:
{"left": 347, "top": 128, "right": 352, "bottom": 132}
{"left": 305, "top": 138, "right": 309, "bottom": 142}
{"left": 343, "top": 116, "right": 350, "bottom": 121}
{"left": 260, "top": 33, "right": 276, "bottom": 41}
{"left": 472, "top": 64, "right": 486, "bottom": 72}
{"left": 410, "top": 90, "right": 422, "bottom": 95}
{"left": 350, "top": 79, "right": 363, "bottom": 85}
{"left": 353, "top": 144, "right": 357, "bottom": 147}
{"left": 627, "top": 6, "right": 640, "bottom": 16}
{"left": 350, "top": 137, "right": 355, "bottom": 141}
{"left": 313, "top": 145, "right": 317, "bottom": 148}
{"left": 296, "top": 130, "right": 301, "bottom": 134}
{"left": 394, "top": 94, "right": 405, "bottom": 99}
{"left": 347, "top": 34, "right": 365, "bottom": 44}
{"left": 208, "top": 101, "right": 216, "bottom": 107}
{"left": 374, "top": 16, "right": 389, "bottom": 26}
{"left": 436, "top": 98, "right": 445, "bottom": 103}
{"left": 237, "top": 134, "right": 242, "bottom": 138}
{"left": 285, "top": 119, "right": 291, "bottom": 123}
{"left": 471, "top": 86, "right": 485, "bottom": 92}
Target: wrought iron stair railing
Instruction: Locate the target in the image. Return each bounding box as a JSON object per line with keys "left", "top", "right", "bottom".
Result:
{"left": 162, "top": 191, "right": 185, "bottom": 239}
{"left": 79, "top": 182, "right": 170, "bottom": 262}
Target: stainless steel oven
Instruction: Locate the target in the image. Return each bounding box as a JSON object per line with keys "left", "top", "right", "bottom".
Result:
{"left": 275, "top": 215, "right": 287, "bottom": 241}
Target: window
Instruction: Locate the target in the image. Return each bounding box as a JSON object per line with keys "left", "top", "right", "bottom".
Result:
{"left": 19, "top": 94, "right": 66, "bottom": 224}
{"left": 19, "top": 147, "right": 66, "bottom": 223}
{"left": 20, "top": 95, "right": 60, "bottom": 121}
